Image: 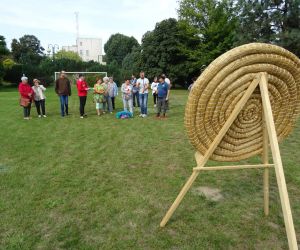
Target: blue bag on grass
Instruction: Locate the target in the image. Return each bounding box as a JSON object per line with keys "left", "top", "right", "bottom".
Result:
{"left": 116, "top": 111, "right": 133, "bottom": 119}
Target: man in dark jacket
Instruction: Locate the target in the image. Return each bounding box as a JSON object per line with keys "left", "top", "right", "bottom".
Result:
{"left": 55, "top": 71, "right": 71, "bottom": 117}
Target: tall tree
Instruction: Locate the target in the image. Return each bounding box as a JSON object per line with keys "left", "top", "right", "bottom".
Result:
{"left": 235, "top": 0, "right": 300, "bottom": 55}
{"left": 0, "top": 35, "right": 10, "bottom": 58}
{"left": 11, "top": 35, "right": 44, "bottom": 64}
{"left": 104, "top": 33, "right": 139, "bottom": 66}
{"left": 275, "top": 0, "right": 300, "bottom": 56}
{"left": 0, "top": 35, "right": 10, "bottom": 84}
{"left": 235, "top": 0, "right": 281, "bottom": 44}
{"left": 122, "top": 46, "right": 142, "bottom": 77}
{"left": 178, "top": 0, "right": 237, "bottom": 70}
{"left": 141, "top": 18, "right": 199, "bottom": 86}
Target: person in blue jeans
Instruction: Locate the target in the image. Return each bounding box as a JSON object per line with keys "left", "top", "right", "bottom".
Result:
{"left": 156, "top": 75, "right": 170, "bottom": 119}
{"left": 55, "top": 71, "right": 71, "bottom": 117}
{"left": 106, "top": 77, "right": 114, "bottom": 114}
{"left": 136, "top": 71, "right": 149, "bottom": 117}
{"left": 108, "top": 77, "right": 118, "bottom": 110}
{"left": 131, "top": 74, "right": 140, "bottom": 107}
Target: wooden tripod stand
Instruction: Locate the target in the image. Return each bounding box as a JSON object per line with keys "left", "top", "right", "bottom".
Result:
{"left": 160, "top": 73, "right": 298, "bottom": 250}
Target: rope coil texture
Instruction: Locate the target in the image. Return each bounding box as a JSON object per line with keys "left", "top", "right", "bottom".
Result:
{"left": 185, "top": 43, "right": 300, "bottom": 162}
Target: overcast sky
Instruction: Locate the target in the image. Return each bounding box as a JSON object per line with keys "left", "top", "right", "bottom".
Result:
{"left": 0, "top": 0, "right": 179, "bottom": 54}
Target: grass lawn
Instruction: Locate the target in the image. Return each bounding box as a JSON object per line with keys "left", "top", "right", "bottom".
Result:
{"left": 0, "top": 86, "right": 300, "bottom": 249}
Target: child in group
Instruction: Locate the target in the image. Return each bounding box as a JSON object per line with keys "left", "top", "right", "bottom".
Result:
{"left": 93, "top": 78, "right": 106, "bottom": 116}
{"left": 151, "top": 76, "right": 159, "bottom": 107}
{"left": 121, "top": 78, "right": 133, "bottom": 114}
{"left": 32, "top": 79, "right": 47, "bottom": 118}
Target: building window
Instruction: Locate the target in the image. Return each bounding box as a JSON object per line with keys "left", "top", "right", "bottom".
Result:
{"left": 80, "top": 50, "right": 83, "bottom": 56}
{"left": 86, "top": 50, "right": 89, "bottom": 56}
{"left": 80, "top": 42, "right": 82, "bottom": 46}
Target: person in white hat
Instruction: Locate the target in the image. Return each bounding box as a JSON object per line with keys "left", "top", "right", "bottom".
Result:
{"left": 18, "top": 75, "right": 34, "bottom": 120}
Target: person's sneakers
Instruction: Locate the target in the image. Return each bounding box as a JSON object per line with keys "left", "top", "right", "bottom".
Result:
{"left": 43, "top": 115, "right": 47, "bottom": 118}
{"left": 154, "top": 104, "right": 156, "bottom": 107}
{"left": 142, "top": 114, "right": 147, "bottom": 118}
{"left": 83, "top": 114, "right": 88, "bottom": 117}
{"left": 38, "top": 115, "right": 41, "bottom": 118}
{"left": 24, "top": 117, "right": 29, "bottom": 120}
{"left": 80, "top": 116, "right": 84, "bottom": 119}
{"left": 139, "top": 114, "right": 143, "bottom": 117}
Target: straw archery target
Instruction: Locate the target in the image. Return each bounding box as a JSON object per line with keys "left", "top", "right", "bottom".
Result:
{"left": 185, "top": 43, "right": 300, "bottom": 162}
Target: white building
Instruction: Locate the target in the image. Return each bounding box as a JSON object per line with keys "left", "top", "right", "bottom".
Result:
{"left": 62, "top": 37, "right": 105, "bottom": 64}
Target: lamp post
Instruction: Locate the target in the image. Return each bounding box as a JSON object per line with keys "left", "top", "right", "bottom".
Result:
{"left": 47, "top": 44, "right": 59, "bottom": 59}
{"left": 20, "top": 53, "right": 28, "bottom": 75}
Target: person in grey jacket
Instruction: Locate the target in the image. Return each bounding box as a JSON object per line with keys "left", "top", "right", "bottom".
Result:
{"left": 109, "top": 77, "right": 118, "bottom": 110}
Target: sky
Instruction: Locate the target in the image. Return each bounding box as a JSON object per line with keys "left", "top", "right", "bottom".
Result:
{"left": 0, "top": 0, "right": 179, "bottom": 54}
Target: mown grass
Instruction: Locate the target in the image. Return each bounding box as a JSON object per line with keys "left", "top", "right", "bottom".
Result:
{"left": 0, "top": 86, "right": 299, "bottom": 249}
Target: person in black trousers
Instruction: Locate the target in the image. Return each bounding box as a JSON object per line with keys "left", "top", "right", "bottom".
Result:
{"left": 32, "top": 79, "right": 47, "bottom": 117}
{"left": 76, "top": 74, "right": 89, "bottom": 118}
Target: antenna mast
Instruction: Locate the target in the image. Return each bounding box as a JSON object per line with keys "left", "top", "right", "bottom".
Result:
{"left": 75, "top": 12, "right": 79, "bottom": 39}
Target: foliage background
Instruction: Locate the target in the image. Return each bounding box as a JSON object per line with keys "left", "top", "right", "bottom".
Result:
{"left": 0, "top": 0, "right": 299, "bottom": 87}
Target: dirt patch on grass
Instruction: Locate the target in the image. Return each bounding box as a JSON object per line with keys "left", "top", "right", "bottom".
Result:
{"left": 192, "top": 186, "right": 224, "bottom": 202}
{"left": 268, "top": 222, "right": 280, "bottom": 230}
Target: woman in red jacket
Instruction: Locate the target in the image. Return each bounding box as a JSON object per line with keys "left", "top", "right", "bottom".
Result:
{"left": 76, "top": 74, "right": 89, "bottom": 118}
{"left": 18, "top": 75, "right": 34, "bottom": 120}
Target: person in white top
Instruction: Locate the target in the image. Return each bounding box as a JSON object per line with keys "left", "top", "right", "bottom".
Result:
{"left": 162, "top": 74, "right": 171, "bottom": 110}
{"left": 32, "top": 79, "right": 47, "bottom": 117}
{"left": 151, "top": 76, "right": 159, "bottom": 107}
{"left": 162, "top": 74, "right": 171, "bottom": 87}
{"left": 136, "top": 71, "right": 149, "bottom": 117}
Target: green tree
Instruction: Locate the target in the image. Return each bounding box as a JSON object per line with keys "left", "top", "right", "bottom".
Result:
{"left": 104, "top": 33, "right": 139, "bottom": 66}
{"left": 55, "top": 50, "right": 82, "bottom": 62}
{"left": 275, "top": 0, "right": 300, "bottom": 56}
{"left": 122, "top": 46, "right": 142, "bottom": 77}
{"left": 141, "top": 18, "right": 199, "bottom": 86}
{"left": 0, "top": 35, "right": 10, "bottom": 58}
{"left": 178, "top": 0, "right": 237, "bottom": 69}
{"left": 0, "top": 35, "right": 10, "bottom": 84}
{"left": 2, "top": 58, "right": 16, "bottom": 70}
{"left": 11, "top": 35, "right": 45, "bottom": 64}
{"left": 234, "top": 0, "right": 300, "bottom": 55}
{"left": 235, "top": 0, "right": 280, "bottom": 44}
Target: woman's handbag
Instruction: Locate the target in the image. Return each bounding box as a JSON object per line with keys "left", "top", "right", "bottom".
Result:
{"left": 19, "top": 97, "right": 30, "bottom": 107}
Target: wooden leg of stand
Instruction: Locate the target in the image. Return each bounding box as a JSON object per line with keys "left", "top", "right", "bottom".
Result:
{"left": 160, "top": 78, "right": 261, "bottom": 227}
{"left": 262, "top": 112, "right": 269, "bottom": 216}
{"left": 260, "top": 74, "right": 298, "bottom": 250}
{"left": 263, "top": 168, "right": 269, "bottom": 216}
{"left": 160, "top": 170, "right": 200, "bottom": 227}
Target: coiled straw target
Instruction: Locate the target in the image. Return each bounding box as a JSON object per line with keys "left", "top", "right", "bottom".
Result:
{"left": 185, "top": 43, "right": 300, "bottom": 162}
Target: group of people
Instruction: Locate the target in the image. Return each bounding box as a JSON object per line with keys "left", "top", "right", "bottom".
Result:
{"left": 18, "top": 76, "right": 47, "bottom": 120}
{"left": 120, "top": 72, "right": 171, "bottom": 118}
{"left": 18, "top": 70, "right": 171, "bottom": 119}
